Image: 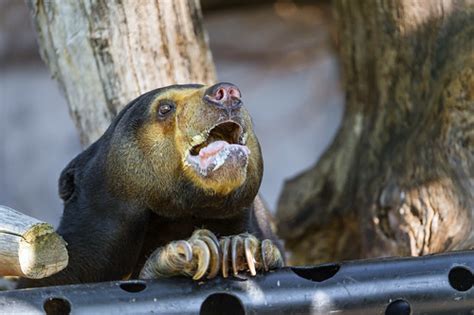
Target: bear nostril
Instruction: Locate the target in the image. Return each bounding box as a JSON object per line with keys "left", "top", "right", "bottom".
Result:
{"left": 228, "top": 87, "right": 240, "bottom": 99}
{"left": 204, "top": 83, "right": 242, "bottom": 110}
{"left": 215, "top": 88, "right": 226, "bottom": 101}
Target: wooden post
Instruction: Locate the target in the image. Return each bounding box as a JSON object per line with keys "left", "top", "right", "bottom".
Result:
{"left": 0, "top": 206, "right": 68, "bottom": 279}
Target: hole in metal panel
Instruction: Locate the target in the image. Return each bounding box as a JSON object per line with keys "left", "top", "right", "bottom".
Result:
{"left": 291, "top": 263, "right": 340, "bottom": 282}
{"left": 449, "top": 266, "right": 473, "bottom": 292}
{"left": 43, "top": 297, "right": 71, "bottom": 315}
{"left": 385, "top": 299, "right": 411, "bottom": 315}
{"left": 200, "top": 293, "right": 245, "bottom": 315}
{"left": 119, "top": 281, "right": 147, "bottom": 293}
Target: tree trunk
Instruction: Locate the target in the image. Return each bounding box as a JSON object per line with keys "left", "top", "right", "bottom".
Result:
{"left": 27, "top": 0, "right": 216, "bottom": 146}
{"left": 277, "top": 0, "right": 473, "bottom": 264}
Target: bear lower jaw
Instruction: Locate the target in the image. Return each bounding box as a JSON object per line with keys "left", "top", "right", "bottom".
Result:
{"left": 185, "top": 140, "right": 250, "bottom": 177}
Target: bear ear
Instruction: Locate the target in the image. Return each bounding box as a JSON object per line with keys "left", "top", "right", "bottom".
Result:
{"left": 59, "top": 159, "right": 76, "bottom": 202}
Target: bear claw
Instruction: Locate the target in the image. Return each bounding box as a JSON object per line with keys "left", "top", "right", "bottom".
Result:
{"left": 139, "top": 229, "right": 221, "bottom": 280}
{"left": 139, "top": 230, "right": 283, "bottom": 280}
{"left": 220, "top": 233, "right": 283, "bottom": 278}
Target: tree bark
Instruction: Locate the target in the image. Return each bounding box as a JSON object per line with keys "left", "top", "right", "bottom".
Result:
{"left": 27, "top": 0, "right": 216, "bottom": 146}
{"left": 0, "top": 206, "right": 68, "bottom": 279}
{"left": 277, "top": 0, "right": 473, "bottom": 264}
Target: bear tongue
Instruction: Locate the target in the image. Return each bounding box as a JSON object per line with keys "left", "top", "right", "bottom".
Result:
{"left": 198, "top": 140, "right": 228, "bottom": 159}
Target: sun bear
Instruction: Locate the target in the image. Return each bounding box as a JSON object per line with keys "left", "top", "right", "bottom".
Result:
{"left": 20, "top": 82, "right": 283, "bottom": 287}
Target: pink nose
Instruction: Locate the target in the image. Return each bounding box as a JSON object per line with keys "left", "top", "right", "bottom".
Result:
{"left": 204, "top": 82, "right": 242, "bottom": 110}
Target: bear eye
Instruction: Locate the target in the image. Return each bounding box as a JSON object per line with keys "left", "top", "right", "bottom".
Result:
{"left": 157, "top": 100, "right": 175, "bottom": 118}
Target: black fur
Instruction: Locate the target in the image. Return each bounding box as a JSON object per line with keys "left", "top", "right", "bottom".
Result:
{"left": 19, "top": 85, "right": 277, "bottom": 288}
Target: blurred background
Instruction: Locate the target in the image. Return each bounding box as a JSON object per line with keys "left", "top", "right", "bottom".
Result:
{"left": 0, "top": 0, "right": 343, "bottom": 227}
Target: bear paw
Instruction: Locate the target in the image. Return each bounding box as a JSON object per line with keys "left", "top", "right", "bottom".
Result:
{"left": 139, "top": 230, "right": 283, "bottom": 280}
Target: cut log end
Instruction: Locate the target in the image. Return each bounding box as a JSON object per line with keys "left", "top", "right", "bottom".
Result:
{"left": 18, "top": 223, "right": 68, "bottom": 279}
{"left": 1, "top": 205, "right": 69, "bottom": 279}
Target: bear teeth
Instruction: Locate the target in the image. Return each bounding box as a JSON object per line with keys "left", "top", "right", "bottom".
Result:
{"left": 186, "top": 142, "right": 250, "bottom": 176}
{"left": 189, "top": 121, "right": 244, "bottom": 156}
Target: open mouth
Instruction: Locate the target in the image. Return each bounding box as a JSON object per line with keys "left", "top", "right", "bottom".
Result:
{"left": 186, "top": 121, "right": 250, "bottom": 176}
